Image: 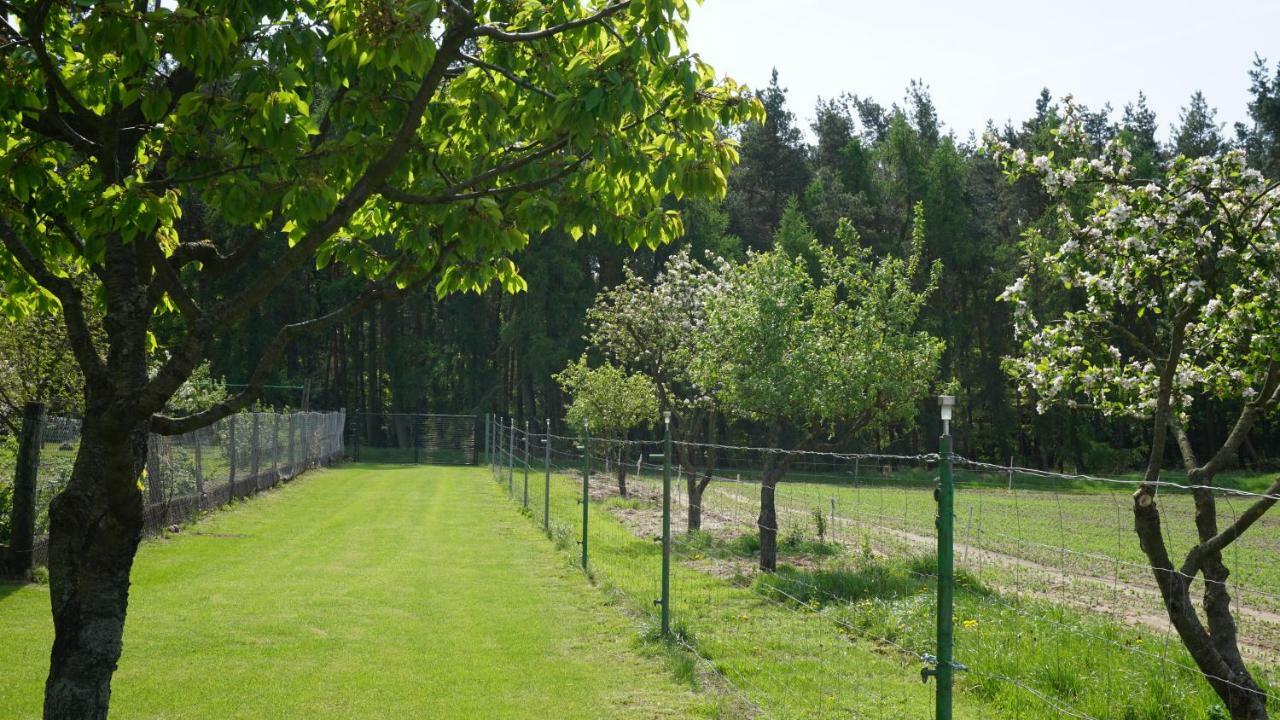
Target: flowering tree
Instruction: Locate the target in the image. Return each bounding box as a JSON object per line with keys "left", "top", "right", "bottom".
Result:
{"left": 585, "top": 249, "right": 724, "bottom": 528}
{"left": 554, "top": 357, "right": 658, "bottom": 497}
{"left": 694, "top": 213, "right": 943, "bottom": 571}
{"left": 990, "top": 100, "right": 1280, "bottom": 720}
{"left": 0, "top": 1, "right": 759, "bottom": 715}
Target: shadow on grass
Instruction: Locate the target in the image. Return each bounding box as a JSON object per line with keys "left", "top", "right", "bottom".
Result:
{"left": 0, "top": 578, "right": 40, "bottom": 602}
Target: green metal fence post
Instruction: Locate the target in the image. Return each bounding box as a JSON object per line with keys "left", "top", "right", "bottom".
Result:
{"left": 581, "top": 420, "right": 590, "bottom": 571}
{"left": 933, "top": 395, "right": 957, "bottom": 720}
{"left": 508, "top": 421, "right": 515, "bottom": 496}
{"left": 523, "top": 420, "right": 530, "bottom": 509}
{"left": 483, "top": 413, "right": 490, "bottom": 469}
{"left": 661, "top": 411, "right": 672, "bottom": 639}
{"left": 543, "top": 418, "right": 551, "bottom": 531}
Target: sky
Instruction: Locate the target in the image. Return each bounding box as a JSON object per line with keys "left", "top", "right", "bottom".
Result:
{"left": 685, "top": 0, "right": 1280, "bottom": 142}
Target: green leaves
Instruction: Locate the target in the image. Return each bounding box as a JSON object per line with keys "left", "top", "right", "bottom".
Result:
{"left": 139, "top": 87, "right": 172, "bottom": 123}
{"left": 0, "top": 0, "right": 759, "bottom": 376}
{"left": 555, "top": 356, "right": 659, "bottom": 435}
{"left": 693, "top": 223, "right": 943, "bottom": 437}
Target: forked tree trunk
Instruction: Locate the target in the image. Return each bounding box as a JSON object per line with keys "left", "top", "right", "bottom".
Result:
{"left": 1134, "top": 476, "right": 1274, "bottom": 720}
{"left": 43, "top": 411, "right": 148, "bottom": 720}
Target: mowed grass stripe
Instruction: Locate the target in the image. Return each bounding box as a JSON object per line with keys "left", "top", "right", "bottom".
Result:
{"left": 0, "top": 465, "right": 711, "bottom": 719}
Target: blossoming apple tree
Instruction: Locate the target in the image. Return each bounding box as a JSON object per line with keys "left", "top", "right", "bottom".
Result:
{"left": 584, "top": 249, "right": 725, "bottom": 528}
{"left": 990, "top": 100, "right": 1280, "bottom": 720}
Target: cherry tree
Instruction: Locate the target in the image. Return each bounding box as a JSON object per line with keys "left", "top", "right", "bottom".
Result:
{"left": 990, "top": 100, "right": 1280, "bottom": 720}
{"left": 0, "top": 2, "right": 759, "bottom": 715}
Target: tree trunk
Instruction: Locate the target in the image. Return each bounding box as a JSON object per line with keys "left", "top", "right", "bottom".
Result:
{"left": 43, "top": 412, "right": 148, "bottom": 720}
{"left": 615, "top": 444, "right": 627, "bottom": 498}
{"left": 686, "top": 471, "right": 703, "bottom": 533}
{"left": 758, "top": 466, "right": 782, "bottom": 572}
{"left": 1134, "top": 486, "right": 1270, "bottom": 720}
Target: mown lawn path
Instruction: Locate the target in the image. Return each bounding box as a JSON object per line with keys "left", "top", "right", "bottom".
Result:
{"left": 0, "top": 465, "right": 709, "bottom": 719}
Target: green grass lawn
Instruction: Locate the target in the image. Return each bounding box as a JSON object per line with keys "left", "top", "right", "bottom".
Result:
{"left": 0, "top": 464, "right": 718, "bottom": 719}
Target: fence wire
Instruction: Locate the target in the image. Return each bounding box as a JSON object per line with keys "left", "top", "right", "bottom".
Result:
{"left": 487, "top": 417, "right": 1280, "bottom": 720}
{"left": 19, "top": 409, "right": 345, "bottom": 567}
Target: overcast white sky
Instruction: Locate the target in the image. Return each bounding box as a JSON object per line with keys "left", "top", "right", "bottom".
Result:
{"left": 685, "top": 0, "right": 1280, "bottom": 141}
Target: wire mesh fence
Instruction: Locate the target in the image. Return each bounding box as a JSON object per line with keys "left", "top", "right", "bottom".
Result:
{"left": 486, "top": 416, "right": 1280, "bottom": 720}
{"left": 17, "top": 409, "right": 346, "bottom": 568}
{"left": 348, "top": 412, "right": 478, "bottom": 465}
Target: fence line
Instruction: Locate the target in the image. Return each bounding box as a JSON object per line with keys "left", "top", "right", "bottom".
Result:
{"left": 486, "top": 415, "right": 1280, "bottom": 720}
{"left": 17, "top": 409, "right": 345, "bottom": 568}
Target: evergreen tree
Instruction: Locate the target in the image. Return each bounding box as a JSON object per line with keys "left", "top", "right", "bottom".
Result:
{"left": 1121, "top": 92, "right": 1165, "bottom": 176}
{"left": 1236, "top": 55, "right": 1280, "bottom": 175}
{"left": 725, "top": 70, "right": 812, "bottom": 250}
{"left": 1173, "top": 91, "right": 1225, "bottom": 158}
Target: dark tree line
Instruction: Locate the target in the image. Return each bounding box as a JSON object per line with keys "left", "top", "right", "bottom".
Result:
{"left": 205, "top": 59, "right": 1280, "bottom": 469}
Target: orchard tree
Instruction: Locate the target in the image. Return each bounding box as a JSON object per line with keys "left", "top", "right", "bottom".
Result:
{"left": 694, "top": 209, "right": 943, "bottom": 571}
{"left": 0, "top": 1, "right": 760, "bottom": 716}
{"left": 991, "top": 100, "right": 1280, "bottom": 720}
{"left": 585, "top": 249, "right": 723, "bottom": 528}
{"left": 554, "top": 356, "right": 657, "bottom": 497}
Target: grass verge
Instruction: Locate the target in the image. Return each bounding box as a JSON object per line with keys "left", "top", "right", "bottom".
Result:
{"left": 0, "top": 464, "right": 718, "bottom": 719}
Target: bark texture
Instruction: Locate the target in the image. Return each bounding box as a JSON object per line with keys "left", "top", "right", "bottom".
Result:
{"left": 43, "top": 414, "right": 148, "bottom": 720}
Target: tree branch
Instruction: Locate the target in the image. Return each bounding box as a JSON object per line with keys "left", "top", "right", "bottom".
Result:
{"left": 390, "top": 136, "right": 570, "bottom": 205}
{"left": 25, "top": 0, "right": 100, "bottom": 127}
{"left": 459, "top": 51, "right": 556, "bottom": 100}
{"left": 134, "top": 10, "right": 477, "bottom": 419}
{"left": 207, "top": 16, "right": 472, "bottom": 332}
{"left": 149, "top": 280, "right": 413, "bottom": 435}
{"left": 140, "top": 234, "right": 202, "bottom": 320}
{"left": 381, "top": 157, "right": 583, "bottom": 205}
{"left": 1182, "top": 477, "right": 1280, "bottom": 577}
{"left": 472, "top": 1, "right": 631, "bottom": 42}
{"left": 0, "top": 216, "right": 107, "bottom": 387}
{"left": 1198, "top": 360, "right": 1280, "bottom": 478}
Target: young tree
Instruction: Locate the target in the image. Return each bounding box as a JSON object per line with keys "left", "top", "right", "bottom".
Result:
{"left": 554, "top": 356, "right": 657, "bottom": 497}
{"left": 991, "top": 101, "right": 1280, "bottom": 720}
{"left": 585, "top": 249, "right": 723, "bottom": 528}
{"left": 0, "top": 2, "right": 759, "bottom": 716}
{"left": 694, "top": 210, "right": 943, "bottom": 571}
